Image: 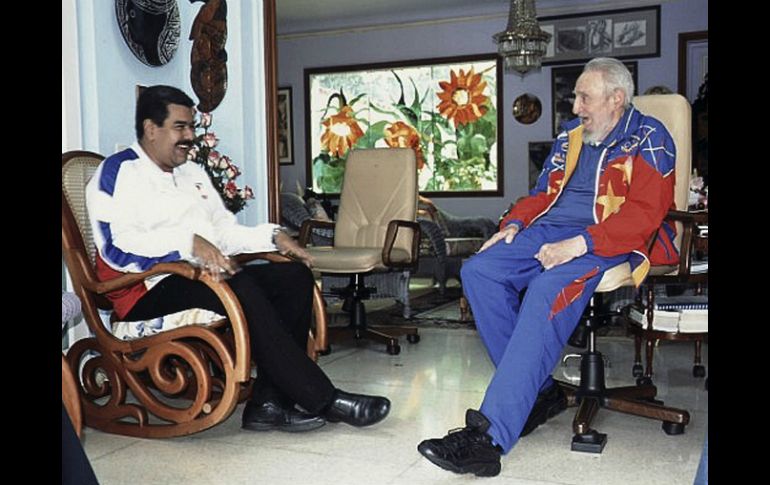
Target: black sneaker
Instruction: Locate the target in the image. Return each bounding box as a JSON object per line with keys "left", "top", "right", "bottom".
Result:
{"left": 519, "top": 383, "right": 567, "bottom": 437}
{"left": 417, "top": 409, "right": 502, "bottom": 477}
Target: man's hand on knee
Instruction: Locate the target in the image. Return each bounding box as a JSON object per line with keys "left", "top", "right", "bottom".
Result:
{"left": 535, "top": 235, "right": 587, "bottom": 270}
{"left": 478, "top": 225, "right": 519, "bottom": 253}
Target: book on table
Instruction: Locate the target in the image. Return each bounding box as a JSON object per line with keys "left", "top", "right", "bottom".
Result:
{"left": 628, "top": 305, "right": 707, "bottom": 333}
{"left": 650, "top": 295, "right": 708, "bottom": 310}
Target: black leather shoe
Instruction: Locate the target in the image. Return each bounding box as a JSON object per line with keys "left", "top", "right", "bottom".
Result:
{"left": 324, "top": 389, "right": 390, "bottom": 427}
{"left": 418, "top": 409, "right": 502, "bottom": 477}
{"left": 242, "top": 400, "right": 326, "bottom": 432}
{"left": 519, "top": 383, "right": 567, "bottom": 437}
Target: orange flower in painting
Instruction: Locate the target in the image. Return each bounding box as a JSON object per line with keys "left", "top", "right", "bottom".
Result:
{"left": 436, "top": 67, "right": 489, "bottom": 128}
{"left": 320, "top": 105, "right": 365, "bottom": 158}
{"left": 384, "top": 121, "right": 425, "bottom": 170}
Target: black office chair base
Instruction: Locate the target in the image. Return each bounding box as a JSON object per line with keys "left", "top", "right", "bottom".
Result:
{"left": 326, "top": 276, "right": 420, "bottom": 355}
{"left": 556, "top": 348, "right": 690, "bottom": 454}
{"left": 571, "top": 430, "right": 607, "bottom": 453}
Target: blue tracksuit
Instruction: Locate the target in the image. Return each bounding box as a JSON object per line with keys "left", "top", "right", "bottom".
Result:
{"left": 461, "top": 138, "right": 629, "bottom": 453}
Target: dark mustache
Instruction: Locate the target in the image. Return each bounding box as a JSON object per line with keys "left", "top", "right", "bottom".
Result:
{"left": 176, "top": 140, "right": 194, "bottom": 147}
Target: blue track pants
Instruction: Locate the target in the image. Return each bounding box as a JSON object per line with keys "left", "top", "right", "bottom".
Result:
{"left": 461, "top": 223, "right": 627, "bottom": 453}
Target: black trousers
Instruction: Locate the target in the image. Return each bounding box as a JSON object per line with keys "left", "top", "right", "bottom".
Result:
{"left": 124, "top": 262, "right": 335, "bottom": 413}
{"left": 62, "top": 403, "right": 99, "bottom": 485}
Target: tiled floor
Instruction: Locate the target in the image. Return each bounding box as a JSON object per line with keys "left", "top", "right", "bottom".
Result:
{"left": 83, "top": 308, "right": 708, "bottom": 484}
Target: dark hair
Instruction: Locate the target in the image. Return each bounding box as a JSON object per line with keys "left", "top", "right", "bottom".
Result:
{"left": 135, "top": 85, "right": 195, "bottom": 140}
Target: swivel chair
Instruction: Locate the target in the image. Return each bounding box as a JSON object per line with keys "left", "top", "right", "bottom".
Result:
{"left": 300, "top": 148, "right": 422, "bottom": 355}
{"left": 553, "top": 94, "right": 698, "bottom": 453}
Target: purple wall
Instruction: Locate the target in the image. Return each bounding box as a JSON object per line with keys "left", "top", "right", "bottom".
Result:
{"left": 278, "top": 0, "right": 708, "bottom": 220}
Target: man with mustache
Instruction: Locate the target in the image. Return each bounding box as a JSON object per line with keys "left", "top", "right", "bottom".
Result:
{"left": 418, "top": 58, "right": 680, "bottom": 476}
{"left": 86, "top": 85, "right": 391, "bottom": 433}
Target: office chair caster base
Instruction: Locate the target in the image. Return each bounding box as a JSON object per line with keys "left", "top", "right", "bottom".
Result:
{"left": 636, "top": 376, "right": 653, "bottom": 386}
{"left": 693, "top": 365, "right": 706, "bottom": 378}
{"left": 386, "top": 342, "right": 401, "bottom": 355}
{"left": 571, "top": 430, "right": 607, "bottom": 453}
{"left": 662, "top": 421, "right": 685, "bottom": 435}
{"left": 407, "top": 334, "right": 420, "bottom": 344}
{"left": 632, "top": 364, "right": 643, "bottom": 377}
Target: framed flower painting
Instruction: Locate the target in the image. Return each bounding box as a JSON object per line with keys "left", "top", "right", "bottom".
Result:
{"left": 304, "top": 54, "right": 502, "bottom": 196}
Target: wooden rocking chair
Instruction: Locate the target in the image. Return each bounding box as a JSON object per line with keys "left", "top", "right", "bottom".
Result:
{"left": 62, "top": 150, "right": 327, "bottom": 438}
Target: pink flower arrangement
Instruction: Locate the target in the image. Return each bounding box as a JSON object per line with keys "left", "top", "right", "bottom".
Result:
{"left": 188, "top": 112, "right": 254, "bottom": 214}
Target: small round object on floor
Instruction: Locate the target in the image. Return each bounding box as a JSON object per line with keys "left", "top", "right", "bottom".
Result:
{"left": 407, "top": 334, "right": 420, "bottom": 344}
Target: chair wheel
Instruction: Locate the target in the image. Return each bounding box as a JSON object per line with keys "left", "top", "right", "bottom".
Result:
{"left": 387, "top": 343, "right": 401, "bottom": 355}
{"left": 662, "top": 421, "right": 685, "bottom": 435}
{"left": 636, "top": 376, "right": 652, "bottom": 386}
{"left": 693, "top": 365, "right": 706, "bottom": 378}
{"left": 407, "top": 334, "right": 420, "bottom": 344}
{"left": 632, "top": 364, "right": 643, "bottom": 377}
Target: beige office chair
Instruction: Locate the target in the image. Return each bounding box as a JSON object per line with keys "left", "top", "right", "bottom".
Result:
{"left": 553, "top": 94, "right": 705, "bottom": 453}
{"left": 300, "top": 148, "right": 422, "bottom": 355}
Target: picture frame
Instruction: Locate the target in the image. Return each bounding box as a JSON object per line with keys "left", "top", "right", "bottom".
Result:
{"left": 304, "top": 53, "right": 502, "bottom": 196}
{"left": 551, "top": 61, "right": 637, "bottom": 138}
{"left": 277, "top": 87, "right": 294, "bottom": 165}
{"left": 539, "top": 6, "right": 660, "bottom": 67}
{"left": 528, "top": 141, "right": 554, "bottom": 191}
{"left": 677, "top": 31, "right": 708, "bottom": 103}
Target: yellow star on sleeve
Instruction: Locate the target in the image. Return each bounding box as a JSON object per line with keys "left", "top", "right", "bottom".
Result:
{"left": 596, "top": 181, "right": 626, "bottom": 221}
{"left": 612, "top": 156, "right": 633, "bottom": 184}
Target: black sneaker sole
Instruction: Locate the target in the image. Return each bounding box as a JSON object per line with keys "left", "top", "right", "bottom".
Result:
{"left": 242, "top": 419, "right": 326, "bottom": 433}
{"left": 417, "top": 443, "right": 501, "bottom": 477}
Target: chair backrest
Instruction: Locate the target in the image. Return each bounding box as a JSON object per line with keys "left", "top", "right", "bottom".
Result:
{"left": 62, "top": 151, "right": 117, "bottom": 322}
{"left": 62, "top": 151, "right": 103, "bottom": 268}
{"left": 632, "top": 94, "right": 692, "bottom": 213}
{"left": 334, "top": 148, "right": 418, "bottom": 254}
{"left": 632, "top": 94, "right": 692, "bottom": 250}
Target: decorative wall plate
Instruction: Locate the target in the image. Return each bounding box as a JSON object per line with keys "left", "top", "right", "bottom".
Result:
{"left": 115, "top": 0, "right": 180, "bottom": 67}
{"left": 513, "top": 93, "right": 542, "bottom": 125}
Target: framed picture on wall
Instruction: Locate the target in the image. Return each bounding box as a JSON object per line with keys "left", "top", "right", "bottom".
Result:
{"left": 539, "top": 6, "right": 660, "bottom": 67}
{"left": 528, "top": 141, "right": 554, "bottom": 190}
{"left": 550, "top": 61, "right": 637, "bottom": 137}
{"left": 277, "top": 87, "right": 294, "bottom": 165}
{"left": 304, "top": 53, "right": 502, "bottom": 196}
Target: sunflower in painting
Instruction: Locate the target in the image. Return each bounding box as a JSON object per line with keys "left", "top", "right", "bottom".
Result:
{"left": 384, "top": 121, "right": 425, "bottom": 170}
{"left": 436, "top": 67, "right": 489, "bottom": 128}
{"left": 320, "top": 105, "right": 365, "bottom": 158}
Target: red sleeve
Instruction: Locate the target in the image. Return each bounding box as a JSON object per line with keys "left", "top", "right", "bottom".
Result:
{"left": 587, "top": 156, "right": 675, "bottom": 257}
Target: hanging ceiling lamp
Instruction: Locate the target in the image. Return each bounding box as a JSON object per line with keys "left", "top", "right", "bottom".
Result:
{"left": 493, "top": 0, "right": 551, "bottom": 76}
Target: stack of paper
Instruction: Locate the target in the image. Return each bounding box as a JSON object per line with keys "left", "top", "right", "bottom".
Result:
{"left": 628, "top": 307, "right": 680, "bottom": 332}
{"left": 678, "top": 309, "right": 708, "bottom": 333}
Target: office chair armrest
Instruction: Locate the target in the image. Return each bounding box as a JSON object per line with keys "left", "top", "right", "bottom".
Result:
{"left": 298, "top": 219, "right": 336, "bottom": 247}
{"left": 666, "top": 209, "right": 708, "bottom": 224}
{"left": 665, "top": 210, "right": 708, "bottom": 277}
{"left": 382, "top": 220, "right": 421, "bottom": 269}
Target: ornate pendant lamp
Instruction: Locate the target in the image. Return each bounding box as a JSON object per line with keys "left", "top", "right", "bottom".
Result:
{"left": 493, "top": 0, "right": 551, "bottom": 76}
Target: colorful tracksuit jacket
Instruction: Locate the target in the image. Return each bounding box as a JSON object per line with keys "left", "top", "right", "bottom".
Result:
{"left": 499, "top": 106, "right": 679, "bottom": 286}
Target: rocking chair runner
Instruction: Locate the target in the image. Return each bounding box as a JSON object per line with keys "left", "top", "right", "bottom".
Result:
{"left": 62, "top": 150, "right": 327, "bottom": 438}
